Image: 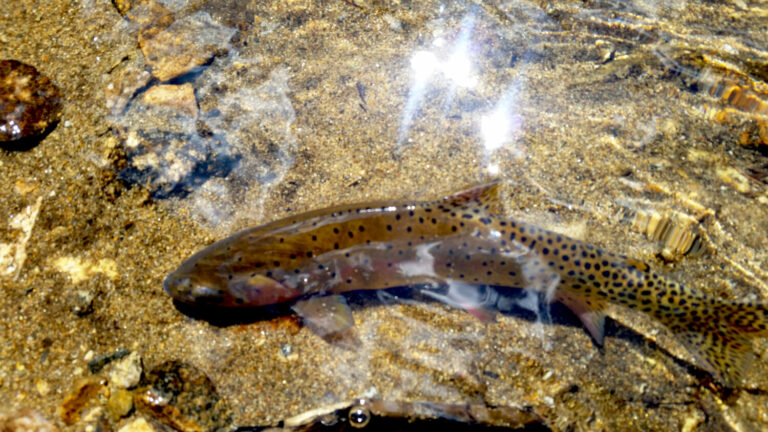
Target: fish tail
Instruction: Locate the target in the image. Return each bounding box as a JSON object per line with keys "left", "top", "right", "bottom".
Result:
{"left": 670, "top": 298, "right": 768, "bottom": 387}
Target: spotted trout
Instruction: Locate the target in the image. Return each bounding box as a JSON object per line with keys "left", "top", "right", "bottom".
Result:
{"left": 164, "top": 182, "right": 768, "bottom": 386}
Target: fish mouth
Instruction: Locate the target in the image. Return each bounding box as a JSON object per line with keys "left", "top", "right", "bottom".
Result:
{"left": 162, "top": 273, "right": 182, "bottom": 296}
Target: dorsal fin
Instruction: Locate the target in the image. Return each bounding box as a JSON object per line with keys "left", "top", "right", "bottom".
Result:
{"left": 442, "top": 180, "right": 504, "bottom": 212}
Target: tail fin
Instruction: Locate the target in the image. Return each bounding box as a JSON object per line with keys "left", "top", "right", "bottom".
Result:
{"left": 671, "top": 300, "right": 768, "bottom": 387}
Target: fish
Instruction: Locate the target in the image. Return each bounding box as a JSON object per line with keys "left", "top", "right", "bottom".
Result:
{"left": 164, "top": 181, "right": 768, "bottom": 386}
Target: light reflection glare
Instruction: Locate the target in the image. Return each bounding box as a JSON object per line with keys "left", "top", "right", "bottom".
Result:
{"left": 480, "top": 106, "right": 512, "bottom": 151}
{"left": 486, "top": 163, "right": 500, "bottom": 176}
{"left": 409, "top": 49, "right": 476, "bottom": 89}
{"left": 399, "top": 13, "right": 477, "bottom": 145}
{"left": 441, "top": 51, "right": 477, "bottom": 89}
{"left": 410, "top": 50, "right": 439, "bottom": 82}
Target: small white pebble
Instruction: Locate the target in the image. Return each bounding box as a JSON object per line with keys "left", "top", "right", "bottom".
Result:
{"left": 35, "top": 379, "right": 50, "bottom": 396}
{"left": 108, "top": 352, "right": 143, "bottom": 389}
{"left": 118, "top": 417, "right": 157, "bottom": 432}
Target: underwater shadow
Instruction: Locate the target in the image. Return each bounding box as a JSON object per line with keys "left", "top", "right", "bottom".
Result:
{"left": 235, "top": 416, "right": 551, "bottom": 432}
{"left": 172, "top": 284, "right": 759, "bottom": 391}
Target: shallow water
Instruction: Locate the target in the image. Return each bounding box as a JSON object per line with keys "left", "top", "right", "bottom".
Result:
{"left": 1, "top": 0, "right": 768, "bottom": 430}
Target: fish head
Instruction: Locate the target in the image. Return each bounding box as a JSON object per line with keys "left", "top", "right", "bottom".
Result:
{"left": 164, "top": 259, "right": 303, "bottom": 307}
{"left": 163, "top": 273, "right": 228, "bottom": 305}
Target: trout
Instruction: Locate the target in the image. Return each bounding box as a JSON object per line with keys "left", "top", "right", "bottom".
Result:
{"left": 164, "top": 181, "right": 768, "bottom": 386}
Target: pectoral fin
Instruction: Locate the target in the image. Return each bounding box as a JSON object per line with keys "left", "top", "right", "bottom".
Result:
{"left": 421, "top": 282, "right": 498, "bottom": 323}
{"left": 291, "top": 294, "right": 355, "bottom": 337}
{"left": 556, "top": 292, "right": 606, "bottom": 345}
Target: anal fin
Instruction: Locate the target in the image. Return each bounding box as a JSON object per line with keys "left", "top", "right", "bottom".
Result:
{"left": 556, "top": 293, "right": 607, "bottom": 346}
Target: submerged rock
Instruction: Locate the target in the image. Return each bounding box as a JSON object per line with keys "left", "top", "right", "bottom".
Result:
{"left": 106, "top": 388, "right": 135, "bottom": 420}
{"left": 138, "top": 11, "right": 236, "bottom": 82}
{"left": 0, "top": 410, "right": 59, "bottom": 432}
{"left": 134, "top": 360, "right": 232, "bottom": 432}
{"left": 111, "top": 0, "right": 148, "bottom": 16}
{"left": 58, "top": 378, "right": 108, "bottom": 425}
{"left": 141, "top": 83, "right": 198, "bottom": 117}
{"left": 0, "top": 60, "right": 62, "bottom": 144}
{"left": 117, "top": 417, "right": 157, "bottom": 432}
{"left": 108, "top": 351, "right": 143, "bottom": 389}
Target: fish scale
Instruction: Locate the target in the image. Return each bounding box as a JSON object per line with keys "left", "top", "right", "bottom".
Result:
{"left": 164, "top": 181, "right": 768, "bottom": 387}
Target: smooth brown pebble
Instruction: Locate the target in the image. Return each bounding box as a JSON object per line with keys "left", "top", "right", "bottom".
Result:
{"left": 0, "top": 60, "right": 62, "bottom": 143}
